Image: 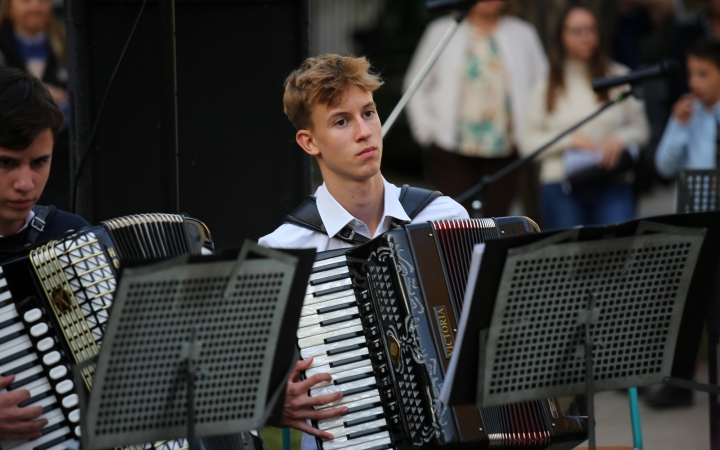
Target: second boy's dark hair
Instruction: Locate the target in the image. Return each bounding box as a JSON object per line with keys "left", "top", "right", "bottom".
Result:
{"left": 0, "top": 67, "right": 63, "bottom": 150}
{"left": 688, "top": 39, "right": 720, "bottom": 70}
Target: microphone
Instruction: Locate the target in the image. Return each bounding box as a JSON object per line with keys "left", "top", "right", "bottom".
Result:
{"left": 591, "top": 60, "right": 679, "bottom": 92}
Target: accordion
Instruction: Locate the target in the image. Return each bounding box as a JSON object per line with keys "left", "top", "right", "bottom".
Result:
{"left": 0, "top": 214, "right": 211, "bottom": 450}
{"left": 298, "top": 218, "right": 588, "bottom": 450}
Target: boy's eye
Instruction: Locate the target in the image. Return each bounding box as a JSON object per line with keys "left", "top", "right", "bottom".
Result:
{"left": 363, "top": 110, "right": 375, "bottom": 118}
{"left": 0, "top": 159, "right": 15, "bottom": 168}
{"left": 335, "top": 119, "right": 348, "bottom": 127}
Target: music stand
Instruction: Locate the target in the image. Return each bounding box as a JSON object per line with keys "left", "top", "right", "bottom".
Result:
{"left": 78, "top": 241, "right": 311, "bottom": 450}
{"left": 444, "top": 222, "right": 713, "bottom": 450}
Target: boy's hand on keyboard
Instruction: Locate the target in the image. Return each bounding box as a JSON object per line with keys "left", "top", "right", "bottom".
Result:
{"left": 0, "top": 375, "right": 47, "bottom": 441}
{"left": 280, "top": 358, "right": 349, "bottom": 439}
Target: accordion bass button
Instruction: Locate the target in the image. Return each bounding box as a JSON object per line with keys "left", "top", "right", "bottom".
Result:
{"left": 56, "top": 379, "right": 74, "bottom": 394}
{"left": 37, "top": 337, "right": 54, "bottom": 352}
{"left": 23, "top": 309, "right": 42, "bottom": 323}
{"left": 43, "top": 351, "right": 61, "bottom": 366}
{"left": 30, "top": 323, "right": 49, "bottom": 337}
{"left": 49, "top": 365, "right": 68, "bottom": 380}
{"left": 62, "top": 394, "right": 79, "bottom": 409}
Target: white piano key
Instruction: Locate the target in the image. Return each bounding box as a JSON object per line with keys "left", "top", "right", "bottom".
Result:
{"left": 303, "top": 287, "right": 358, "bottom": 307}
{"left": 312, "top": 256, "right": 347, "bottom": 269}
{"left": 311, "top": 377, "right": 375, "bottom": 397}
{"left": 298, "top": 307, "right": 359, "bottom": 329}
{"left": 23, "top": 309, "right": 42, "bottom": 324}
{"left": 44, "top": 440, "right": 78, "bottom": 450}
{"left": 25, "top": 394, "right": 58, "bottom": 410}
{"left": 15, "top": 376, "right": 48, "bottom": 394}
{"left": 316, "top": 388, "right": 380, "bottom": 410}
{"left": 0, "top": 305, "right": 19, "bottom": 323}
{"left": 0, "top": 336, "right": 32, "bottom": 361}
{"left": 306, "top": 359, "right": 371, "bottom": 379}
{"left": 339, "top": 435, "right": 392, "bottom": 450}
{"left": 305, "top": 278, "right": 352, "bottom": 296}
{"left": 297, "top": 319, "right": 362, "bottom": 340}
{"left": 10, "top": 364, "right": 43, "bottom": 383}
{"left": 324, "top": 418, "right": 387, "bottom": 440}
{"left": 0, "top": 410, "right": 65, "bottom": 450}
{"left": 318, "top": 406, "right": 384, "bottom": 431}
{"left": 310, "top": 348, "right": 368, "bottom": 369}
{"left": 322, "top": 431, "right": 391, "bottom": 450}
{"left": 0, "top": 321, "right": 26, "bottom": 340}
{"left": 16, "top": 425, "right": 72, "bottom": 450}
{"left": 29, "top": 324, "right": 48, "bottom": 338}
{"left": 309, "top": 266, "right": 350, "bottom": 283}
{"left": 0, "top": 289, "right": 13, "bottom": 302}
{"left": 298, "top": 325, "right": 363, "bottom": 349}
{"left": 301, "top": 295, "right": 357, "bottom": 317}
{"left": 0, "top": 277, "right": 7, "bottom": 288}
{"left": 27, "top": 381, "right": 52, "bottom": 398}
{"left": 309, "top": 366, "right": 375, "bottom": 389}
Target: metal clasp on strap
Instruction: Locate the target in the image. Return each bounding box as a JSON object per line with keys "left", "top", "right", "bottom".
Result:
{"left": 335, "top": 227, "right": 357, "bottom": 243}
{"left": 30, "top": 216, "right": 46, "bottom": 232}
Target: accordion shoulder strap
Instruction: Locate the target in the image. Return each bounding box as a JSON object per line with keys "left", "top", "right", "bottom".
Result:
{"left": 283, "top": 184, "right": 442, "bottom": 245}
{"left": 26, "top": 205, "right": 57, "bottom": 245}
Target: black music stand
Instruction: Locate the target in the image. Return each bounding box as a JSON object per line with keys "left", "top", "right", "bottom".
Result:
{"left": 677, "top": 168, "right": 720, "bottom": 450}
{"left": 76, "top": 241, "right": 314, "bottom": 450}
{"left": 442, "top": 220, "right": 719, "bottom": 450}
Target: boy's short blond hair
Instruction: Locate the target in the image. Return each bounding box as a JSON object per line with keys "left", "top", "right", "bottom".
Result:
{"left": 283, "top": 54, "right": 383, "bottom": 131}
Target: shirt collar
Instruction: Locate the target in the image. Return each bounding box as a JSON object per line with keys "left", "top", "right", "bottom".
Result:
{"left": 0, "top": 210, "right": 35, "bottom": 238}
{"left": 315, "top": 177, "right": 411, "bottom": 239}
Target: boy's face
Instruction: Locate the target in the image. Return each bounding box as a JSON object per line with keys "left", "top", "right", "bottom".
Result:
{"left": 0, "top": 128, "right": 52, "bottom": 236}
{"left": 297, "top": 84, "right": 382, "bottom": 184}
{"left": 688, "top": 55, "right": 720, "bottom": 108}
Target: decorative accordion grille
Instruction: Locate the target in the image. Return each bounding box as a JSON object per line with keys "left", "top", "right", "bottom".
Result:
{"left": 102, "top": 213, "right": 193, "bottom": 260}
{"left": 30, "top": 231, "right": 116, "bottom": 389}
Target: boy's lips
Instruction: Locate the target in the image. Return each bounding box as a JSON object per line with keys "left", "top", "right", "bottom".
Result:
{"left": 358, "top": 147, "right": 377, "bottom": 157}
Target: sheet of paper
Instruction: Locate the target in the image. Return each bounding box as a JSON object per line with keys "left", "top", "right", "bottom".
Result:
{"left": 440, "top": 242, "right": 485, "bottom": 404}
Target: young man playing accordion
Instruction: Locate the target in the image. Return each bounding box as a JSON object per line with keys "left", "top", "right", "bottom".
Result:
{"left": 259, "top": 54, "right": 468, "bottom": 449}
{"left": 0, "top": 67, "right": 88, "bottom": 440}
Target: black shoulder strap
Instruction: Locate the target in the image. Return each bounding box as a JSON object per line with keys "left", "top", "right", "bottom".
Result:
{"left": 26, "top": 205, "right": 57, "bottom": 245}
{"left": 284, "top": 185, "right": 443, "bottom": 245}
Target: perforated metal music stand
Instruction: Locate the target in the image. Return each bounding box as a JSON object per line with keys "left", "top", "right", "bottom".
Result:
{"left": 468, "top": 223, "right": 707, "bottom": 449}
{"left": 78, "top": 241, "right": 304, "bottom": 450}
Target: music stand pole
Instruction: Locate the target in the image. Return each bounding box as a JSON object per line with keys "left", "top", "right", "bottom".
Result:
{"left": 382, "top": 9, "right": 468, "bottom": 137}
{"left": 582, "top": 292, "right": 598, "bottom": 450}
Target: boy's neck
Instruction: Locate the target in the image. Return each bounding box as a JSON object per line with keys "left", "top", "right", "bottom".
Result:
{"left": 324, "top": 173, "right": 385, "bottom": 237}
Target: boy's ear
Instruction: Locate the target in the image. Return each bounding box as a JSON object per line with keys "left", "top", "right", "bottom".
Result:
{"left": 296, "top": 130, "right": 320, "bottom": 157}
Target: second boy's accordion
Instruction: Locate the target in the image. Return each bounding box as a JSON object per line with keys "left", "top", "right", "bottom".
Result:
{"left": 299, "top": 218, "right": 588, "bottom": 450}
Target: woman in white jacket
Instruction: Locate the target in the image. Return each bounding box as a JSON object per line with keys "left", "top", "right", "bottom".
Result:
{"left": 404, "top": 1, "right": 547, "bottom": 216}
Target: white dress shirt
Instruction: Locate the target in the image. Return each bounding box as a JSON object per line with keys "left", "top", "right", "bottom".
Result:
{"left": 259, "top": 178, "right": 469, "bottom": 251}
{"left": 258, "top": 178, "right": 468, "bottom": 450}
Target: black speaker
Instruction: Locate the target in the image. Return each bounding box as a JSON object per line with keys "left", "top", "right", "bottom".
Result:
{"left": 67, "top": 0, "right": 311, "bottom": 249}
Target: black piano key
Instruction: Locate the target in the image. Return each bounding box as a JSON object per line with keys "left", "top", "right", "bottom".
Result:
{"left": 8, "top": 373, "right": 43, "bottom": 390}
{"left": 0, "top": 348, "right": 33, "bottom": 366}
{"left": 310, "top": 273, "right": 351, "bottom": 286}
{"left": 324, "top": 331, "right": 364, "bottom": 345}
{"left": 327, "top": 343, "right": 366, "bottom": 357}
{"left": 342, "top": 384, "right": 377, "bottom": 397}
{"left": 334, "top": 372, "right": 373, "bottom": 385}
{"left": 0, "top": 330, "right": 25, "bottom": 346}
{"left": 347, "top": 426, "right": 388, "bottom": 440}
{"left": 39, "top": 422, "right": 64, "bottom": 436}
{"left": 310, "top": 261, "right": 348, "bottom": 274}
{"left": 365, "top": 444, "right": 392, "bottom": 450}
{"left": 42, "top": 402, "right": 58, "bottom": 414}
{"left": 317, "top": 301, "right": 357, "bottom": 315}
{"left": 346, "top": 402, "right": 383, "bottom": 415}
{"left": 33, "top": 432, "right": 74, "bottom": 450}
{"left": 19, "top": 390, "right": 52, "bottom": 407}
{"left": 0, "top": 296, "right": 13, "bottom": 309}
{"left": 1, "top": 360, "right": 37, "bottom": 377}
{"left": 344, "top": 413, "right": 385, "bottom": 428}
{"left": 313, "top": 285, "right": 352, "bottom": 298}
{"left": 320, "top": 314, "right": 360, "bottom": 327}
{"left": 329, "top": 354, "right": 369, "bottom": 368}
{"left": 0, "top": 316, "right": 20, "bottom": 330}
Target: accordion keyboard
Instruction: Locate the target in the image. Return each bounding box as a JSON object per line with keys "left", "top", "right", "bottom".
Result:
{"left": 0, "top": 265, "right": 80, "bottom": 450}
{"left": 298, "top": 252, "right": 393, "bottom": 450}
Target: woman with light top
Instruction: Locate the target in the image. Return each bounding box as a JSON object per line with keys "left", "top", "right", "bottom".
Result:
{"left": 405, "top": 0, "right": 547, "bottom": 217}
{"left": 521, "top": 5, "right": 649, "bottom": 230}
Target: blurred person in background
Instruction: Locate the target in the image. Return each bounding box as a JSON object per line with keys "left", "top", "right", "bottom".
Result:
{"left": 404, "top": 0, "right": 547, "bottom": 218}
{"left": 521, "top": 5, "right": 649, "bottom": 230}
{"left": 0, "top": 0, "right": 71, "bottom": 211}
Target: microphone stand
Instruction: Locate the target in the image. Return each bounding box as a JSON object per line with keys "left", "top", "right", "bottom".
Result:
{"left": 382, "top": 8, "right": 469, "bottom": 137}
{"left": 455, "top": 88, "right": 638, "bottom": 217}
